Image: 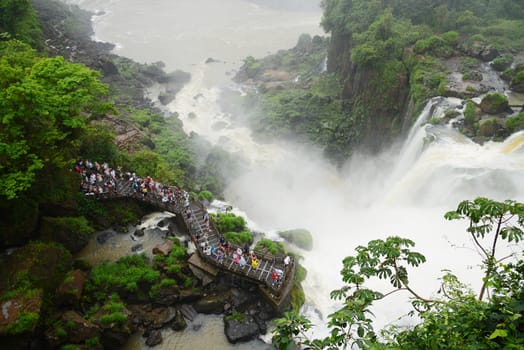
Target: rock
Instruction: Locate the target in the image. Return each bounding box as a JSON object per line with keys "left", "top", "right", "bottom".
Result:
{"left": 224, "top": 313, "right": 260, "bottom": 344}
{"left": 170, "top": 309, "right": 187, "bottom": 331}
{"left": 153, "top": 240, "right": 174, "bottom": 256}
{"left": 131, "top": 243, "right": 143, "bottom": 252}
{"left": 179, "top": 304, "right": 197, "bottom": 322}
{"left": 96, "top": 230, "right": 113, "bottom": 244}
{"left": 101, "top": 328, "right": 132, "bottom": 349}
{"left": 278, "top": 228, "right": 313, "bottom": 251}
{"left": 205, "top": 57, "right": 219, "bottom": 63}
{"left": 134, "top": 228, "right": 145, "bottom": 237}
{"left": 151, "top": 284, "right": 180, "bottom": 306}
{"left": 479, "top": 46, "right": 499, "bottom": 62}
{"left": 61, "top": 311, "right": 101, "bottom": 344}
{"left": 158, "top": 91, "right": 175, "bottom": 105}
{"left": 480, "top": 93, "right": 511, "bottom": 114}
{"left": 55, "top": 270, "right": 87, "bottom": 307}
{"left": 192, "top": 291, "right": 230, "bottom": 314}
{"left": 490, "top": 54, "right": 513, "bottom": 71}
{"left": 0, "top": 291, "right": 43, "bottom": 337}
{"left": 145, "top": 329, "right": 163, "bottom": 346}
{"left": 40, "top": 216, "right": 93, "bottom": 253}
{"left": 511, "top": 71, "right": 524, "bottom": 93}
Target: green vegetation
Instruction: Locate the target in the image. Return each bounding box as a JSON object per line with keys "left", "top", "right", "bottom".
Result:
{"left": 198, "top": 190, "right": 214, "bottom": 201}
{"left": 278, "top": 229, "right": 313, "bottom": 251}
{"left": 225, "top": 311, "right": 246, "bottom": 322}
{"left": 0, "top": 40, "right": 111, "bottom": 200}
{"left": 506, "top": 113, "right": 524, "bottom": 133}
{"left": 254, "top": 238, "right": 285, "bottom": 256}
{"left": 224, "top": 231, "right": 253, "bottom": 245}
{"left": 480, "top": 93, "right": 510, "bottom": 114}
{"left": 4, "top": 311, "right": 39, "bottom": 335}
{"left": 272, "top": 198, "right": 524, "bottom": 349}
{"left": 0, "top": 0, "right": 43, "bottom": 48}
{"left": 212, "top": 212, "right": 247, "bottom": 233}
{"left": 86, "top": 254, "right": 159, "bottom": 301}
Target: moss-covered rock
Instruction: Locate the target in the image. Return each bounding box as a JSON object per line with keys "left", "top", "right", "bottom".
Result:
{"left": 491, "top": 54, "right": 513, "bottom": 71}
{"left": 40, "top": 216, "right": 94, "bottom": 253}
{"left": 0, "top": 241, "right": 73, "bottom": 295}
{"left": 511, "top": 70, "right": 524, "bottom": 93}
{"left": 480, "top": 93, "right": 510, "bottom": 114}
{"left": 278, "top": 229, "right": 313, "bottom": 251}
{"left": 506, "top": 112, "right": 524, "bottom": 133}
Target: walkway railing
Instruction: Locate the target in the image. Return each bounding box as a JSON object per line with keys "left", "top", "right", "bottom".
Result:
{"left": 78, "top": 163, "right": 294, "bottom": 298}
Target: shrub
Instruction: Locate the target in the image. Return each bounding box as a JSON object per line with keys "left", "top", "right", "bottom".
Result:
{"left": 480, "top": 93, "right": 509, "bottom": 114}
{"left": 254, "top": 239, "right": 285, "bottom": 255}
{"left": 506, "top": 113, "right": 524, "bottom": 132}
{"left": 212, "top": 212, "right": 247, "bottom": 233}
{"left": 464, "top": 101, "right": 478, "bottom": 127}
{"left": 87, "top": 254, "right": 159, "bottom": 300}
{"left": 99, "top": 312, "right": 127, "bottom": 325}
{"left": 225, "top": 311, "right": 246, "bottom": 322}
{"left": 224, "top": 230, "right": 253, "bottom": 245}
{"left": 198, "top": 190, "right": 213, "bottom": 201}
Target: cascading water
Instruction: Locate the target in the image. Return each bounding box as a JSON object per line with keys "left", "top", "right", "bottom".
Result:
{"left": 64, "top": 0, "right": 524, "bottom": 347}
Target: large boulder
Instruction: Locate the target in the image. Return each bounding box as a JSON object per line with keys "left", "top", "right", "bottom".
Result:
{"left": 0, "top": 291, "right": 43, "bottom": 337}
{"left": 61, "top": 311, "right": 101, "bottom": 344}
{"left": 55, "top": 270, "right": 87, "bottom": 307}
{"left": 40, "top": 216, "right": 94, "bottom": 253}
{"left": 278, "top": 228, "right": 313, "bottom": 251}
{"left": 152, "top": 240, "right": 174, "bottom": 256}
{"left": 224, "top": 313, "right": 260, "bottom": 344}
{"left": 480, "top": 93, "right": 511, "bottom": 114}
{"left": 192, "top": 291, "right": 230, "bottom": 314}
{"left": 511, "top": 70, "right": 524, "bottom": 93}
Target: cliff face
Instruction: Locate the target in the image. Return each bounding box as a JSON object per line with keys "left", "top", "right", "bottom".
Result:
{"left": 327, "top": 30, "right": 410, "bottom": 151}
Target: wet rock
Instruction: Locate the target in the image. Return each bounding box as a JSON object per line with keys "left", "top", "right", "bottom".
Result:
{"left": 179, "top": 304, "right": 197, "bottom": 322}
{"left": 145, "top": 329, "right": 163, "bottom": 346}
{"left": 40, "top": 216, "right": 92, "bottom": 253}
{"left": 96, "top": 230, "right": 113, "bottom": 244}
{"left": 170, "top": 309, "right": 187, "bottom": 331}
{"left": 61, "top": 311, "right": 101, "bottom": 344}
{"left": 152, "top": 240, "right": 174, "bottom": 256}
{"left": 151, "top": 284, "right": 180, "bottom": 306}
{"left": 134, "top": 228, "right": 145, "bottom": 237}
{"left": 131, "top": 243, "right": 143, "bottom": 252}
{"left": 0, "top": 291, "right": 43, "bottom": 337}
{"left": 511, "top": 71, "right": 524, "bottom": 93}
{"left": 193, "top": 291, "right": 230, "bottom": 314}
{"left": 101, "top": 328, "right": 132, "bottom": 349}
{"left": 224, "top": 313, "right": 260, "bottom": 344}
{"left": 480, "top": 93, "right": 511, "bottom": 114}
{"left": 278, "top": 228, "right": 313, "bottom": 251}
{"left": 55, "top": 270, "right": 87, "bottom": 307}
{"left": 479, "top": 46, "right": 499, "bottom": 62}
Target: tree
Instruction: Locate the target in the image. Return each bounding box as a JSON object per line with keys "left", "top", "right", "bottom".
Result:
{"left": 0, "top": 40, "right": 111, "bottom": 199}
{"left": 272, "top": 198, "right": 524, "bottom": 349}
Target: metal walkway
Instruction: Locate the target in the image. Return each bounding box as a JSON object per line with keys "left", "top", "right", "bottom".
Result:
{"left": 80, "top": 167, "right": 295, "bottom": 300}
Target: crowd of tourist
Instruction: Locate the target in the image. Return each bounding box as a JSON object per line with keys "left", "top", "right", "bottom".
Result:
{"left": 76, "top": 159, "right": 290, "bottom": 290}
{"left": 76, "top": 159, "right": 188, "bottom": 208}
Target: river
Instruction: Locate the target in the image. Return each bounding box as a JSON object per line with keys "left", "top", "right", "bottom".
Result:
{"left": 64, "top": 0, "right": 524, "bottom": 348}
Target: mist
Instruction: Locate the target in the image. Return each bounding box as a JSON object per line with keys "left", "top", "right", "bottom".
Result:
{"left": 64, "top": 0, "right": 524, "bottom": 344}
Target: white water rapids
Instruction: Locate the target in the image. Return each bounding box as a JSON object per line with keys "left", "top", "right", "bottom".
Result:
{"left": 64, "top": 0, "right": 524, "bottom": 348}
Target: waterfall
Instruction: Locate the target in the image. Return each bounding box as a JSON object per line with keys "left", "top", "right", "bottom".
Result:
{"left": 69, "top": 0, "right": 524, "bottom": 346}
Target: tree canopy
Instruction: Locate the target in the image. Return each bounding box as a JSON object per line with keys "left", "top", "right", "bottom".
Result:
{"left": 0, "top": 40, "right": 111, "bottom": 199}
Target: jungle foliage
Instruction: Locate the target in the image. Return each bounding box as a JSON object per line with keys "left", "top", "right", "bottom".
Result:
{"left": 272, "top": 198, "right": 524, "bottom": 349}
